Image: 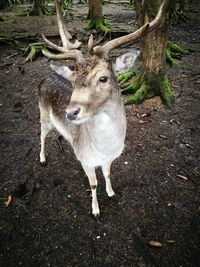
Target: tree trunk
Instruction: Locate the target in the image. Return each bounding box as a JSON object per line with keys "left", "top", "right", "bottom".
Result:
{"left": 32, "top": 0, "right": 48, "bottom": 15}
{"left": 124, "top": 0, "right": 174, "bottom": 106}
{"left": 87, "top": 0, "right": 111, "bottom": 33}
{"left": 140, "top": 0, "right": 169, "bottom": 101}
{"left": 0, "top": 0, "right": 10, "bottom": 10}
{"left": 88, "top": 0, "right": 102, "bottom": 19}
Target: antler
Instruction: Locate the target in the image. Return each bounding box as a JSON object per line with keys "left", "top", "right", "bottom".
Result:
{"left": 90, "top": 0, "right": 169, "bottom": 58}
{"left": 42, "top": 0, "right": 84, "bottom": 63}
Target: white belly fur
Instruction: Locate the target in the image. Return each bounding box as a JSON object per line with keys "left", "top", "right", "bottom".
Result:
{"left": 76, "top": 112, "right": 126, "bottom": 167}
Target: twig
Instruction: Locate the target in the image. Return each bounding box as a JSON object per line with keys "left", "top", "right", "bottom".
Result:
{"left": 6, "top": 53, "right": 18, "bottom": 59}
{"left": 183, "top": 168, "right": 198, "bottom": 186}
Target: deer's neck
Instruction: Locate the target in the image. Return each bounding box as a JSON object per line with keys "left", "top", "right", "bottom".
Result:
{"left": 73, "top": 90, "right": 127, "bottom": 167}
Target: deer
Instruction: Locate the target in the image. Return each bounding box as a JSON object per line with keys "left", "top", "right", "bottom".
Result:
{"left": 38, "top": 0, "right": 168, "bottom": 218}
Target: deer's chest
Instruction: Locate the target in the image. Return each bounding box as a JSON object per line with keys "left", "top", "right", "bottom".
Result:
{"left": 76, "top": 112, "right": 126, "bottom": 167}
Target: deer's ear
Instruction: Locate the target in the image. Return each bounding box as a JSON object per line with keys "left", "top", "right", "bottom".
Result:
{"left": 50, "top": 64, "right": 73, "bottom": 80}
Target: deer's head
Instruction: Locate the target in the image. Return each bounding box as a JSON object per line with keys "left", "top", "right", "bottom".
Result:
{"left": 42, "top": 0, "right": 168, "bottom": 124}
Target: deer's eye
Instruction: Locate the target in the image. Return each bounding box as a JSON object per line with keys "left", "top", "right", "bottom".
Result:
{"left": 99, "top": 76, "right": 108, "bottom": 83}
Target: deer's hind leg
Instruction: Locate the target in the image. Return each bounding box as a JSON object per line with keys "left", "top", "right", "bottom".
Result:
{"left": 39, "top": 106, "right": 54, "bottom": 164}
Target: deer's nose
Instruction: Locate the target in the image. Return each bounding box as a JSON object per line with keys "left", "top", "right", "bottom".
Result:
{"left": 66, "top": 108, "right": 81, "bottom": 121}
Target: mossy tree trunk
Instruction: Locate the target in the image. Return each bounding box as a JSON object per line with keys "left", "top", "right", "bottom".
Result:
{"left": 88, "top": 0, "right": 102, "bottom": 19}
{"left": 124, "top": 0, "right": 174, "bottom": 107}
{"left": 87, "top": 0, "right": 111, "bottom": 33}
{"left": 0, "top": 0, "right": 10, "bottom": 10}
{"left": 32, "top": 0, "right": 49, "bottom": 16}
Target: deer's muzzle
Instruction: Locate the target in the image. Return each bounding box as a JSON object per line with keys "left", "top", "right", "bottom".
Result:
{"left": 66, "top": 107, "right": 81, "bottom": 121}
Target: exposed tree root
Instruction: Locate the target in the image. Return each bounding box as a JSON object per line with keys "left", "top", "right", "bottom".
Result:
{"left": 60, "top": 0, "right": 73, "bottom": 12}
{"left": 121, "top": 71, "right": 174, "bottom": 107}
{"left": 166, "top": 41, "right": 188, "bottom": 67}
{"left": 0, "top": 34, "right": 20, "bottom": 48}
{"left": 117, "top": 70, "right": 135, "bottom": 84}
{"left": 160, "top": 75, "right": 174, "bottom": 107}
{"left": 21, "top": 42, "right": 45, "bottom": 61}
{"left": 87, "top": 18, "right": 111, "bottom": 33}
{"left": 121, "top": 72, "right": 140, "bottom": 94}
{"left": 29, "top": 5, "right": 49, "bottom": 16}
{"left": 169, "top": 8, "right": 188, "bottom": 23}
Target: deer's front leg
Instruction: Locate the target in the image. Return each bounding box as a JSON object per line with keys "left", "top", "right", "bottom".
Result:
{"left": 82, "top": 164, "right": 100, "bottom": 217}
{"left": 102, "top": 161, "right": 115, "bottom": 197}
{"left": 39, "top": 116, "right": 53, "bottom": 164}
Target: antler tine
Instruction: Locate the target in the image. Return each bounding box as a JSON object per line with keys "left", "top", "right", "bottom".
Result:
{"left": 42, "top": 49, "right": 84, "bottom": 63}
{"left": 56, "top": 0, "right": 71, "bottom": 48}
{"left": 91, "top": 0, "right": 169, "bottom": 58}
{"left": 55, "top": 0, "right": 81, "bottom": 50}
{"left": 42, "top": 0, "right": 83, "bottom": 63}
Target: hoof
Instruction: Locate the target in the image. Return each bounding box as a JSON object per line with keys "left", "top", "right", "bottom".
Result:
{"left": 108, "top": 193, "right": 119, "bottom": 201}
{"left": 40, "top": 160, "right": 47, "bottom": 166}
{"left": 108, "top": 191, "right": 115, "bottom": 198}
{"left": 93, "top": 213, "right": 102, "bottom": 222}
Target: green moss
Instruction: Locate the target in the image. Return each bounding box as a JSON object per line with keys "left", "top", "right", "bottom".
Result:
{"left": 61, "top": 0, "right": 73, "bottom": 11}
{"left": 169, "top": 8, "right": 188, "bottom": 23}
{"left": 121, "top": 73, "right": 142, "bottom": 94}
{"left": 122, "top": 70, "right": 174, "bottom": 107}
{"left": 168, "top": 41, "right": 188, "bottom": 55}
{"left": 125, "top": 83, "right": 148, "bottom": 105}
{"left": 117, "top": 70, "right": 135, "bottom": 84}
{"left": 87, "top": 18, "right": 111, "bottom": 33}
{"left": 166, "top": 48, "right": 179, "bottom": 67}
{"left": 160, "top": 75, "right": 174, "bottom": 108}
{"left": 166, "top": 41, "right": 188, "bottom": 67}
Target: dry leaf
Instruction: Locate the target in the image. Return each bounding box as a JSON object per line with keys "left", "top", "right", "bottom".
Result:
{"left": 141, "top": 113, "right": 151, "bottom": 117}
{"left": 5, "top": 195, "right": 12, "bottom": 207}
{"left": 185, "top": 143, "right": 193, "bottom": 149}
{"left": 159, "top": 135, "right": 167, "bottom": 139}
{"left": 177, "top": 174, "right": 188, "bottom": 181}
{"left": 169, "top": 119, "right": 180, "bottom": 126}
{"left": 148, "top": 240, "right": 162, "bottom": 247}
{"left": 138, "top": 119, "right": 148, "bottom": 124}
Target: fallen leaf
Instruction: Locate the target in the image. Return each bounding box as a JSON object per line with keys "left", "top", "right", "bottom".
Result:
{"left": 169, "top": 119, "right": 180, "bottom": 126}
{"left": 177, "top": 174, "right": 188, "bottom": 181}
{"left": 5, "top": 195, "right": 12, "bottom": 207}
{"left": 141, "top": 113, "right": 151, "bottom": 117}
{"left": 185, "top": 143, "right": 193, "bottom": 149}
{"left": 159, "top": 135, "right": 167, "bottom": 139}
{"left": 148, "top": 240, "right": 162, "bottom": 247}
{"left": 138, "top": 119, "right": 149, "bottom": 124}
{"left": 167, "top": 202, "right": 172, "bottom": 207}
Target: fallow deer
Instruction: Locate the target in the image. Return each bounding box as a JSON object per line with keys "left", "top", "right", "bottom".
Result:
{"left": 38, "top": 0, "right": 168, "bottom": 217}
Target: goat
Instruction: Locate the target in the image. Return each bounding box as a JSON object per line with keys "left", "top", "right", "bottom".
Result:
{"left": 38, "top": 0, "right": 168, "bottom": 218}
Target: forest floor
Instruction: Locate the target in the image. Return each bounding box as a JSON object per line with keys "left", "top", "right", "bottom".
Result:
{"left": 0, "top": 1, "right": 200, "bottom": 267}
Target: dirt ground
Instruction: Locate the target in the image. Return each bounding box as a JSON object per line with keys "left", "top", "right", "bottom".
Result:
{"left": 0, "top": 1, "right": 200, "bottom": 267}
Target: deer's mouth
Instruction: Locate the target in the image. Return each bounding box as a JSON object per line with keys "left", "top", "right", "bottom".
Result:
{"left": 66, "top": 106, "right": 91, "bottom": 124}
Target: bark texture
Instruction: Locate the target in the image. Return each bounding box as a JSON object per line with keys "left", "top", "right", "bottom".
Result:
{"left": 88, "top": 0, "right": 102, "bottom": 19}
{"left": 124, "top": 0, "right": 174, "bottom": 106}
{"left": 32, "top": 0, "right": 48, "bottom": 16}
{"left": 87, "top": 0, "right": 111, "bottom": 33}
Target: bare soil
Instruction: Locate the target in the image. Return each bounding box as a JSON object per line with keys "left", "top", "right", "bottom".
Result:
{"left": 0, "top": 2, "right": 200, "bottom": 267}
